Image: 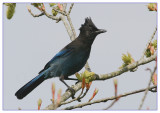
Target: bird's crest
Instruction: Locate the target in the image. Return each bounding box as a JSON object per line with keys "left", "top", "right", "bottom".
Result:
{"left": 79, "top": 17, "right": 98, "bottom": 31}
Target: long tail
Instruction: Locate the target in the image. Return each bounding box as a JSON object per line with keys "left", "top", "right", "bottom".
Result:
{"left": 15, "top": 72, "right": 45, "bottom": 99}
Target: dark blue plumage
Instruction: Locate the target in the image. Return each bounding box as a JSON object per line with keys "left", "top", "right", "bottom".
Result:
{"left": 15, "top": 17, "right": 106, "bottom": 99}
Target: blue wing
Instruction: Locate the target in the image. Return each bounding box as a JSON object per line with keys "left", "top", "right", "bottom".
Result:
{"left": 39, "top": 48, "right": 73, "bottom": 74}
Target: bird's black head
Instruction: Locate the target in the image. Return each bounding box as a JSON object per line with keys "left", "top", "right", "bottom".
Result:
{"left": 79, "top": 17, "right": 106, "bottom": 39}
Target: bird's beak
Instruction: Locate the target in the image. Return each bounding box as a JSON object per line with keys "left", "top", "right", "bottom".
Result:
{"left": 96, "top": 29, "right": 107, "bottom": 34}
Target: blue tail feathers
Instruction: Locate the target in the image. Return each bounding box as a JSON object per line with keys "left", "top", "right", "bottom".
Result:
{"left": 15, "top": 73, "right": 45, "bottom": 99}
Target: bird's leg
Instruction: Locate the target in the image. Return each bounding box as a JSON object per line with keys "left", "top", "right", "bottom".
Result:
{"left": 59, "top": 75, "right": 75, "bottom": 99}
{"left": 65, "top": 77, "right": 79, "bottom": 81}
{"left": 64, "top": 76, "right": 80, "bottom": 84}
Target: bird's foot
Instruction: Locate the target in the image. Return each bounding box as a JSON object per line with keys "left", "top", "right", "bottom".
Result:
{"left": 75, "top": 80, "right": 80, "bottom": 84}
{"left": 66, "top": 87, "right": 75, "bottom": 99}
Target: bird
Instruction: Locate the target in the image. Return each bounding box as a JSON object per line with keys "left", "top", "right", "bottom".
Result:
{"left": 15, "top": 17, "right": 107, "bottom": 99}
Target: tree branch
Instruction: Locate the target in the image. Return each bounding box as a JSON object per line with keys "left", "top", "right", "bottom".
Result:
{"left": 96, "top": 53, "right": 156, "bottom": 80}
{"left": 44, "top": 82, "right": 82, "bottom": 110}
{"left": 60, "top": 15, "right": 75, "bottom": 40}
{"left": 52, "top": 7, "right": 67, "bottom": 16}
{"left": 103, "top": 98, "right": 120, "bottom": 110}
{"left": 68, "top": 3, "right": 74, "bottom": 15}
{"left": 60, "top": 88, "right": 89, "bottom": 106}
{"left": 60, "top": 88, "right": 84, "bottom": 105}
{"left": 140, "top": 27, "right": 157, "bottom": 60}
{"left": 67, "top": 15, "right": 77, "bottom": 39}
{"left": 79, "top": 89, "right": 89, "bottom": 99}
{"left": 27, "top": 7, "right": 44, "bottom": 17}
{"left": 63, "top": 3, "right": 67, "bottom": 11}
{"left": 149, "top": 87, "right": 157, "bottom": 92}
{"left": 138, "top": 66, "right": 157, "bottom": 109}
{"left": 84, "top": 62, "right": 92, "bottom": 72}
{"left": 62, "top": 86, "right": 156, "bottom": 110}
{"left": 44, "top": 53, "right": 156, "bottom": 110}
{"left": 29, "top": 11, "right": 44, "bottom": 17}
{"left": 43, "top": 10, "right": 61, "bottom": 23}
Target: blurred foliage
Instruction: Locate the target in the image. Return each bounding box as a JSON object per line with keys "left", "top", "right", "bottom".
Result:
{"left": 76, "top": 70, "right": 95, "bottom": 84}
{"left": 76, "top": 70, "right": 95, "bottom": 90}
{"left": 49, "top": 3, "right": 63, "bottom": 16}
{"left": 37, "top": 98, "right": 42, "bottom": 110}
{"left": 4, "top": 3, "right": 16, "bottom": 19}
{"left": 145, "top": 49, "right": 151, "bottom": 58}
{"left": 148, "top": 3, "right": 157, "bottom": 11}
{"left": 145, "top": 40, "right": 157, "bottom": 58}
{"left": 31, "top": 3, "right": 43, "bottom": 7}
{"left": 52, "top": 8, "right": 58, "bottom": 16}
{"left": 152, "top": 40, "right": 157, "bottom": 50}
{"left": 119, "top": 52, "right": 135, "bottom": 69}
{"left": 152, "top": 73, "right": 157, "bottom": 86}
{"left": 49, "top": 3, "right": 56, "bottom": 7}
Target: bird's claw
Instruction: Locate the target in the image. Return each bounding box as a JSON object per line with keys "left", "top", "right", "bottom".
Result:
{"left": 75, "top": 80, "right": 80, "bottom": 84}
{"left": 66, "top": 87, "right": 75, "bottom": 99}
{"left": 77, "top": 98, "right": 81, "bottom": 102}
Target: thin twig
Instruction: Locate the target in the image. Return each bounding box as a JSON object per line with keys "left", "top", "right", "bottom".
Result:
{"left": 62, "top": 86, "right": 156, "bottom": 110}
{"left": 63, "top": 4, "right": 67, "bottom": 10}
{"left": 27, "top": 6, "right": 61, "bottom": 22}
{"left": 79, "top": 89, "right": 89, "bottom": 99}
{"left": 52, "top": 7, "right": 67, "bottom": 16}
{"left": 60, "top": 15, "right": 75, "bottom": 40}
{"left": 61, "top": 88, "right": 89, "bottom": 106}
{"left": 85, "top": 62, "right": 92, "bottom": 72}
{"left": 28, "top": 11, "right": 44, "bottom": 17}
{"left": 67, "top": 15, "right": 77, "bottom": 39}
{"left": 104, "top": 78, "right": 119, "bottom": 110}
{"left": 104, "top": 98, "right": 120, "bottom": 110}
{"left": 140, "top": 27, "right": 157, "bottom": 60}
{"left": 32, "top": 4, "right": 61, "bottom": 23}
{"left": 130, "top": 27, "right": 157, "bottom": 72}
{"left": 62, "top": 3, "right": 67, "bottom": 13}
{"left": 42, "top": 10, "right": 61, "bottom": 23}
{"left": 68, "top": 3, "right": 74, "bottom": 15}
{"left": 138, "top": 66, "right": 157, "bottom": 110}
{"left": 27, "top": 6, "right": 44, "bottom": 17}
{"left": 149, "top": 87, "right": 157, "bottom": 92}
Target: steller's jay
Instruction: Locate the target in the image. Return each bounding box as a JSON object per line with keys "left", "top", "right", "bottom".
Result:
{"left": 15, "top": 17, "right": 106, "bottom": 99}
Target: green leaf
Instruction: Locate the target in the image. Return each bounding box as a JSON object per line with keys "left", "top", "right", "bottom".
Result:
{"left": 145, "top": 49, "right": 151, "bottom": 57}
{"left": 31, "top": 3, "right": 43, "bottom": 7}
{"left": 122, "top": 53, "right": 132, "bottom": 65}
{"left": 49, "top": 3, "right": 56, "bottom": 7}
{"left": 4, "top": 3, "right": 12, "bottom": 6}
{"left": 52, "top": 9, "right": 58, "bottom": 16}
{"left": 6, "top": 3, "right": 16, "bottom": 19}
{"left": 75, "top": 73, "right": 82, "bottom": 81}
{"left": 84, "top": 70, "right": 95, "bottom": 83}
{"left": 152, "top": 40, "right": 157, "bottom": 50}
